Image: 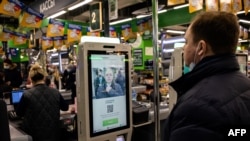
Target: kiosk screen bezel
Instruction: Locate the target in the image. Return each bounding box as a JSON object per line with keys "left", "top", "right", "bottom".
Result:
{"left": 87, "top": 50, "right": 130, "bottom": 137}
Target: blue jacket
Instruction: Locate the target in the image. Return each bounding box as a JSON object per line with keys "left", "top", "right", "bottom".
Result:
{"left": 163, "top": 54, "right": 250, "bottom": 141}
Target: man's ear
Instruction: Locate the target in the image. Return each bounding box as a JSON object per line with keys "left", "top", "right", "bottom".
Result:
{"left": 197, "top": 40, "right": 206, "bottom": 56}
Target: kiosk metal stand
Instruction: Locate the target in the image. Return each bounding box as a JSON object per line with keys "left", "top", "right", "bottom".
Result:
{"left": 77, "top": 36, "right": 132, "bottom": 141}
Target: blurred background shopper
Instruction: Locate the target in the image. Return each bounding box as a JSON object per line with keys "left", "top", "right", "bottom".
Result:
{"left": 16, "top": 64, "right": 69, "bottom": 141}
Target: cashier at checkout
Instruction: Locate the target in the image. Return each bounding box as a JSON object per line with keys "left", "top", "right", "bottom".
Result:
{"left": 16, "top": 64, "right": 69, "bottom": 141}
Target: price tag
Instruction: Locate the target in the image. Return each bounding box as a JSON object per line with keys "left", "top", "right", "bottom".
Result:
{"left": 90, "top": 2, "right": 102, "bottom": 32}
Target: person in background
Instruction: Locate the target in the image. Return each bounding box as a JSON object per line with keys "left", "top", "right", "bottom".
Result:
{"left": 3, "top": 59, "right": 23, "bottom": 89}
{"left": 47, "top": 65, "right": 60, "bottom": 89}
{"left": 96, "top": 68, "right": 123, "bottom": 99}
{"left": 163, "top": 11, "right": 250, "bottom": 141}
{"left": 16, "top": 64, "right": 69, "bottom": 141}
{"left": 25, "top": 64, "right": 33, "bottom": 89}
{"left": 94, "top": 68, "right": 106, "bottom": 94}
{"left": 63, "top": 64, "right": 76, "bottom": 104}
{"left": 0, "top": 72, "right": 12, "bottom": 99}
{"left": 115, "top": 68, "right": 125, "bottom": 92}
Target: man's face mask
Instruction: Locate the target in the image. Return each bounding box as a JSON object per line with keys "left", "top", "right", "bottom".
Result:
{"left": 183, "top": 65, "right": 190, "bottom": 74}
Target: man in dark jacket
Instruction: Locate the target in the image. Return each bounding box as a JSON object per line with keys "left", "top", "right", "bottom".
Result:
{"left": 16, "top": 64, "right": 69, "bottom": 141}
{"left": 163, "top": 11, "right": 250, "bottom": 141}
{"left": 3, "top": 59, "right": 23, "bottom": 88}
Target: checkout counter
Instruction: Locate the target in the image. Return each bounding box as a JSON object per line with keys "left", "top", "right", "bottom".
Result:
{"left": 131, "top": 85, "right": 170, "bottom": 141}
{"left": 5, "top": 87, "right": 169, "bottom": 141}
{"left": 4, "top": 90, "right": 77, "bottom": 141}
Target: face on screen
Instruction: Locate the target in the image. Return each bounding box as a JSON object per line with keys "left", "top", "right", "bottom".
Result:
{"left": 88, "top": 51, "right": 130, "bottom": 137}
{"left": 105, "top": 68, "right": 114, "bottom": 84}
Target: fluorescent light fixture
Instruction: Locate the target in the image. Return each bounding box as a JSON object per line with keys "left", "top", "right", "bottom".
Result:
{"left": 163, "top": 49, "right": 174, "bottom": 52}
{"left": 51, "top": 53, "right": 59, "bottom": 57}
{"left": 166, "top": 30, "right": 185, "bottom": 34}
{"left": 239, "top": 19, "right": 250, "bottom": 24}
{"left": 237, "top": 10, "right": 250, "bottom": 15}
{"left": 162, "top": 38, "right": 185, "bottom": 44}
{"left": 173, "top": 4, "right": 189, "bottom": 9}
{"left": 174, "top": 43, "right": 185, "bottom": 48}
{"left": 110, "top": 18, "right": 132, "bottom": 25}
{"left": 47, "top": 10, "right": 66, "bottom": 19}
{"left": 52, "top": 62, "right": 59, "bottom": 65}
{"left": 136, "top": 9, "right": 167, "bottom": 19}
{"left": 136, "top": 15, "right": 150, "bottom": 19}
{"left": 80, "top": 36, "right": 120, "bottom": 44}
{"left": 158, "top": 9, "right": 167, "bottom": 14}
{"left": 68, "top": 0, "right": 93, "bottom": 11}
{"left": 239, "top": 39, "right": 249, "bottom": 43}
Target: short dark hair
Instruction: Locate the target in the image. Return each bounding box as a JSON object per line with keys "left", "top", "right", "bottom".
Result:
{"left": 190, "top": 11, "right": 239, "bottom": 54}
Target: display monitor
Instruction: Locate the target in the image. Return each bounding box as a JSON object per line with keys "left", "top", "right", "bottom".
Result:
{"left": 10, "top": 90, "right": 24, "bottom": 104}
{"left": 87, "top": 50, "right": 130, "bottom": 137}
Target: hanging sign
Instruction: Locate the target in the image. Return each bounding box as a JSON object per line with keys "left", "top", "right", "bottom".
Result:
{"left": 20, "top": 7, "right": 44, "bottom": 28}
{"left": 206, "top": 0, "right": 219, "bottom": 11}
{"left": 220, "top": 0, "right": 232, "bottom": 12}
{"left": 109, "top": 0, "right": 118, "bottom": 20}
{"left": 109, "top": 27, "right": 117, "bottom": 38}
{"left": 167, "top": 0, "right": 185, "bottom": 6}
{"left": 13, "top": 32, "right": 28, "bottom": 45}
{"left": 29, "top": 0, "right": 77, "bottom": 17}
{"left": 0, "top": 0, "right": 24, "bottom": 18}
{"left": 0, "top": 28, "right": 14, "bottom": 41}
{"left": 244, "top": 0, "right": 250, "bottom": 14}
{"left": 47, "top": 19, "right": 65, "bottom": 37}
{"left": 53, "top": 36, "right": 64, "bottom": 49}
{"left": 67, "top": 24, "right": 82, "bottom": 43}
{"left": 133, "top": 48, "right": 143, "bottom": 67}
{"left": 87, "top": 27, "right": 101, "bottom": 37}
{"left": 189, "top": 0, "right": 203, "bottom": 13}
{"left": 42, "top": 36, "right": 53, "bottom": 50}
{"left": 89, "top": 2, "right": 102, "bottom": 32}
{"left": 232, "top": 0, "right": 242, "bottom": 13}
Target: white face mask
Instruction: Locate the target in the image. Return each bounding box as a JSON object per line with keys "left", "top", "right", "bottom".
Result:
{"left": 189, "top": 45, "right": 201, "bottom": 71}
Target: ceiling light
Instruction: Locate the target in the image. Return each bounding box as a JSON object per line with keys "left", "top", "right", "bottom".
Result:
{"left": 237, "top": 10, "right": 250, "bottom": 15}
{"left": 173, "top": 4, "right": 189, "bottom": 10}
{"left": 166, "top": 30, "right": 185, "bottom": 34}
{"left": 110, "top": 18, "right": 132, "bottom": 25}
{"left": 239, "top": 39, "right": 249, "bottom": 43}
{"left": 68, "top": 0, "right": 93, "bottom": 11}
{"left": 158, "top": 9, "right": 167, "bottom": 14}
{"left": 162, "top": 38, "right": 185, "bottom": 44}
{"left": 47, "top": 10, "right": 67, "bottom": 19}
{"left": 136, "top": 9, "right": 167, "bottom": 19}
{"left": 136, "top": 15, "right": 150, "bottom": 19}
{"left": 239, "top": 19, "right": 250, "bottom": 24}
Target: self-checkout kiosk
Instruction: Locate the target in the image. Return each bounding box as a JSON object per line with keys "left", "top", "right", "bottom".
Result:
{"left": 77, "top": 36, "right": 133, "bottom": 141}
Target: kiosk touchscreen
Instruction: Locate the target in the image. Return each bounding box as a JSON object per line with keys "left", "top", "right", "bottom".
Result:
{"left": 77, "top": 37, "right": 132, "bottom": 141}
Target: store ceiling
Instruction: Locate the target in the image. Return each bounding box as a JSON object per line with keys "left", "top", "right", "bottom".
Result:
{"left": 1, "top": 0, "right": 250, "bottom": 36}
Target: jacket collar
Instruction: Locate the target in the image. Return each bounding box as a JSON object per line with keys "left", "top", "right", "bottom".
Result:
{"left": 169, "top": 54, "right": 240, "bottom": 97}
